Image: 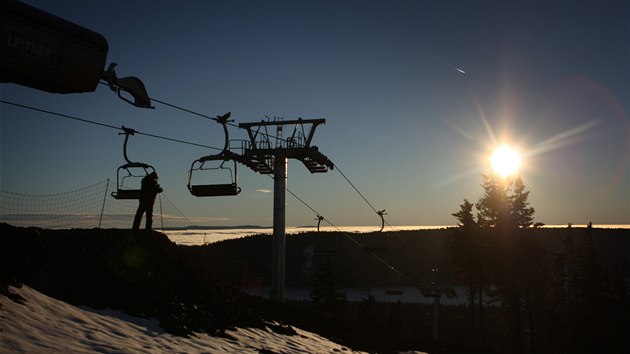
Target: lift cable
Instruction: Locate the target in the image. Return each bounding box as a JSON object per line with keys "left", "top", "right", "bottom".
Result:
{"left": 100, "top": 81, "right": 286, "bottom": 151}
{"left": 335, "top": 164, "right": 380, "bottom": 214}
{"left": 284, "top": 183, "right": 423, "bottom": 291}
{"left": 97, "top": 81, "right": 216, "bottom": 123}
{"left": 136, "top": 90, "right": 277, "bottom": 141}
{"left": 333, "top": 163, "right": 405, "bottom": 240}
{"left": 0, "top": 100, "right": 222, "bottom": 151}
{"left": 150, "top": 96, "right": 217, "bottom": 122}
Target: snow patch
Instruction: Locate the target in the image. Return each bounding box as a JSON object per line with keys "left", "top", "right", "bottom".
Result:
{"left": 1, "top": 285, "right": 371, "bottom": 353}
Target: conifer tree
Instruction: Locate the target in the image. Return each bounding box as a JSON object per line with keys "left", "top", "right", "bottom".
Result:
{"left": 508, "top": 176, "right": 538, "bottom": 228}
{"left": 466, "top": 173, "right": 545, "bottom": 353}
{"left": 556, "top": 224, "right": 579, "bottom": 352}
{"left": 452, "top": 199, "right": 487, "bottom": 345}
{"left": 310, "top": 255, "right": 345, "bottom": 310}
{"left": 574, "top": 222, "right": 605, "bottom": 351}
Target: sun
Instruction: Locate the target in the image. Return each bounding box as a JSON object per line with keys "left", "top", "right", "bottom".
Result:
{"left": 490, "top": 145, "right": 522, "bottom": 177}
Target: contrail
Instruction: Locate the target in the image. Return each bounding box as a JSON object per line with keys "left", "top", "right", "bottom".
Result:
{"left": 435, "top": 56, "right": 466, "bottom": 74}
{"left": 445, "top": 61, "right": 466, "bottom": 74}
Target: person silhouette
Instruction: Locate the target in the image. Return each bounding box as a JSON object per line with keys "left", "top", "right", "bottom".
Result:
{"left": 132, "top": 172, "right": 163, "bottom": 230}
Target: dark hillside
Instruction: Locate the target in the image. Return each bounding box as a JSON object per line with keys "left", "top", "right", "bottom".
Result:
{"left": 0, "top": 223, "right": 266, "bottom": 337}
{"left": 537, "top": 227, "right": 630, "bottom": 275}
{"left": 2, "top": 223, "right": 627, "bottom": 354}
{"left": 0, "top": 223, "right": 479, "bottom": 354}
{"left": 210, "top": 229, "right": 456, "bottom": 288}
{"left": 210, "top": 228, "right": 630, "bottom": 289}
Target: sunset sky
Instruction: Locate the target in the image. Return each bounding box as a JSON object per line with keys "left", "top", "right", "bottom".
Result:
{"left": 2, "top": 0, "right": 628, "bottom": 227}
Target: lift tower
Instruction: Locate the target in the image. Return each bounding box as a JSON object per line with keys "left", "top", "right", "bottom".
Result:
{"left": 238, "top": 118, "right": 334, "bottom": 302}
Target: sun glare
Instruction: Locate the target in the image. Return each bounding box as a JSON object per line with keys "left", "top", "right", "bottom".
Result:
{"left": 491, "top": 145, "right": 522, "bottom": 177}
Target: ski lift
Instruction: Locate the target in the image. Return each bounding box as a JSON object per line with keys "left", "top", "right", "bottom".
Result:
{"left": 188, "top": 112, "right": 241, "bottom": 197}
{"left": 111, "top": 127, "right": 156, "bottom": 199}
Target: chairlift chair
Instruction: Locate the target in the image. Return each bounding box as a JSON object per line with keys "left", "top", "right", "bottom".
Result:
{"left": 111, "top": 126, "right": 157, "bottom": 200}
{"left": 111, "top": 162, "right": 155, "bottom": 199}
{"left": 187, "top": 112, "right": 242, "bottom": 197}
{"left": 187, "top": 155, "right": 241, "bottom": 197}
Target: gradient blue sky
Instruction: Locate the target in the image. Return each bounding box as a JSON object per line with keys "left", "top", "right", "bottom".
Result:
{"left": 2, "top": 0, "right": 629, "bottom": 227}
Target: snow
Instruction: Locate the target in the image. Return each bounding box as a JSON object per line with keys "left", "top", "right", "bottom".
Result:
{"left": 1, "top": 285, "right": 406, "bottom": 354}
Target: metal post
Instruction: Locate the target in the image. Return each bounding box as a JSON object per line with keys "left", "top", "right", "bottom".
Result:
{"left": 158, "top": 194, "right": 164, "bottom": 231}
{"left": 99, "top": 178, "right": 110, "bottom": 228}
{"left": 272, "top": 154, "right": 287, "bottom": 302}
{"left": 433, "top": 293, "right": 441, "bottom": 340}
{"left": 432, "top": 266, "right": 440, "bottom": 341}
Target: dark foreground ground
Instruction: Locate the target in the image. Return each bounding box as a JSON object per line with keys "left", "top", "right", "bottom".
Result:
{"left": 0, "top": 223, "right": 492, "bottom": 354}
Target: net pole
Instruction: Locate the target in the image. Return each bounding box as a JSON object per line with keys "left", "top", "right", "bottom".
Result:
{"left": 99, "top": 179, "right": 110, "bottom": 228}
{"left": 159, "top": 194, "right": 164, "bottom": 231}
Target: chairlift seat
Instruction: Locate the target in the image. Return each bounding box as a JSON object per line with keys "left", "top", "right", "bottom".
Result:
{"left": 187, "top": 117, "right": 243, "bottom": 197}
{"left": 189, "top": 183, "right": 241, "bottom": 197}
{"left": 111, "top": 189, "right": 141, "bottom": 200}
{"left": 111, "top": 128, "right": 156, "bottom": 201}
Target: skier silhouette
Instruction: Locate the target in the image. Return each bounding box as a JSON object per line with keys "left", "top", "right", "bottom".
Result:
{"left": 132, "top": 172, "right": 162, "bottom": 230}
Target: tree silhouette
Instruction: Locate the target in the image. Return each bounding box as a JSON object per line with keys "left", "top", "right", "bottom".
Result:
{"left": 310, "top": 255, "right": 345, "bottom": 311}
{"left": 455, "top": 173, "right": 545, "bottom": 353}
{"left": 573, "top": 222, "right": 606, "bottom": 352}
{"left": 551, "top": 224, "right": 579, "bottom": 352}
{"left": 452, "top": 198, "right": 487, "bottom": 346}
{"left": 545, "top": 223, "right": 629, "bottom": 353}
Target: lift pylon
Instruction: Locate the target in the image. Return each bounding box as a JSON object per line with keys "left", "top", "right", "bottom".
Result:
{"left": 238, "top": 118, "right": 334, "bottom": 175}
{"left": 237, "top": 117, "right": 334, "bottom": 302}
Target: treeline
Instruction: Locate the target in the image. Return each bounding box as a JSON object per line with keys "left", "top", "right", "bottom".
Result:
{"left": 209, "top": 228, "right": 456, "bottom": 288}
{"left": 210, "top": 227, "right": 629, "bottom": 352}
{"left": 209, "top": 227, "right": 629, "bottom": 291}
{"left": 207, "top": 174, "right": 629, "bottom": 353}
{"left": 450, "top": 174, "right": 628, "bottom": 353}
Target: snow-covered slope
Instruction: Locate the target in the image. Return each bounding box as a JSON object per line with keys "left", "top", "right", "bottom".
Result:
{"left": 1, "top": 285, "right": 380, "bottom": 354}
